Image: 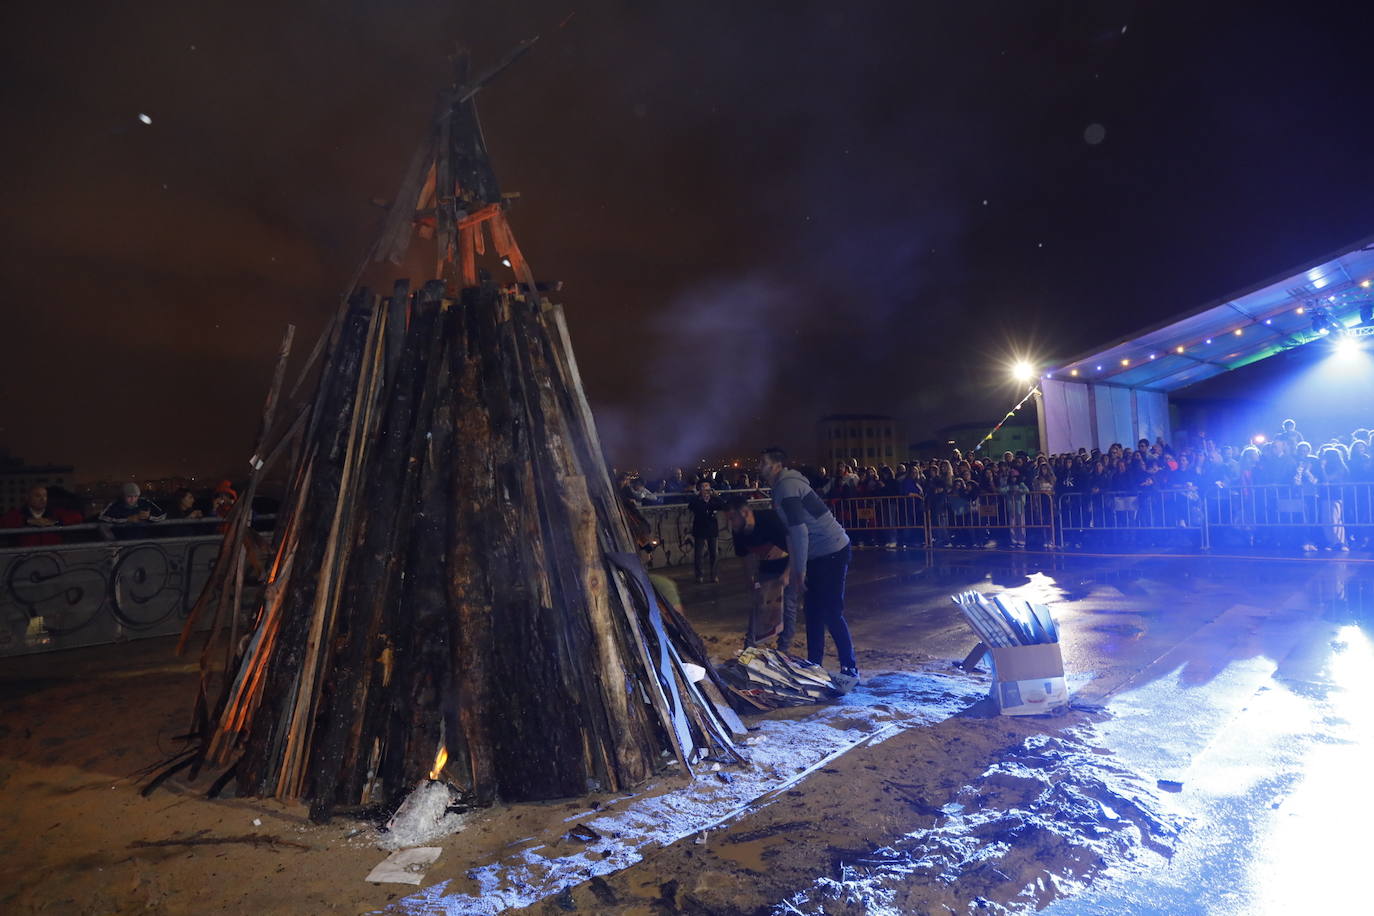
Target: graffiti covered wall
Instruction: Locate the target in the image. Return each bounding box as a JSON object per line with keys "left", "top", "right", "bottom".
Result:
{"left": 0, "top": 535, "right": 222, "bottom": 657}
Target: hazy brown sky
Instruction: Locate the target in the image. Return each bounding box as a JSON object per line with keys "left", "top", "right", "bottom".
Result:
{"left": 3, "top": 1, "right": 1372, "bottom": 481}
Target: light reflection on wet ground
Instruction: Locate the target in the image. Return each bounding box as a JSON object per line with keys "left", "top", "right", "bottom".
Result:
{"left": 878, "top": 549, "right": 1374, "bottom": 916}
{"left": 774, "top": 549, "right": 1374, "bottom": 914}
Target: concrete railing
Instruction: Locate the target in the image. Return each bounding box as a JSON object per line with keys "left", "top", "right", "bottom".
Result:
{"left": 0, "top": 516, "right": 277, "bottom": 657}
{"left": 636, "top": 492, "right": 770, "bottom": 569}
{"left": 0, "top": 533, "right": 227, "bottom": 657}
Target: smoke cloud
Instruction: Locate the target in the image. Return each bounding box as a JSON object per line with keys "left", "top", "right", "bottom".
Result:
{"left": 593, "top": 273, "right": 798, "bottom": 471}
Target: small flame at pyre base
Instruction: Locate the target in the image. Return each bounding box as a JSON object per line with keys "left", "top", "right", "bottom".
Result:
{"left": 429, "top": 746, "right": 448, "bottom": 781}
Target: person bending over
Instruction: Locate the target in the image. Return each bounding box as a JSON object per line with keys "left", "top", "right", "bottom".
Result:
{"left": 724, "top": 493, "right": 796, "bottom": 653}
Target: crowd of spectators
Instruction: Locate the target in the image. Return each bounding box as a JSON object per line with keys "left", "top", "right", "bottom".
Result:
{"left": 809, "top": 418, "right": 1373, "bottom": 552}
{"left": 1, "top": 480, "right": 253, "bottom": 547}
{"left": 613, "top": 418, "right": 1374, "bottom": 555}
{"left": 615, "top": 467, "right": 766, "bottom": 506}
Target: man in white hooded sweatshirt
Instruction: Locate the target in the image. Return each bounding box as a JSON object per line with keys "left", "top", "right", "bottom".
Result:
{"left": 758, "top": 447, "right": 858, "bottom": 687}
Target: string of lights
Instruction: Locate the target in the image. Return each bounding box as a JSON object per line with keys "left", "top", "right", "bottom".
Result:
{"left": 1048, "top": 280, "right": 1373, "bottom": 381}
{"left": 973, "top": 384, "right": 1041, "bottom": 453}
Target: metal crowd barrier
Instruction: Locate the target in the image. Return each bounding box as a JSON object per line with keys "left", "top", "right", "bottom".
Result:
{"left": 1056, "top": 483, "right": 1372, "bottom": 549}
{"left": 1204, "top": 482, "right": 1371, "bottom": 547}
{"left": 829, "top": 495, "right": 927, "bottom": 532}
{"left": 830, "top": 493, "right": 1053, "bottom": 546}
{"left": 822, "top": 483, "right": 1374, "bottom": 552}
{"left": 1055, "top": 488, "right": 1206, "bottom": 548}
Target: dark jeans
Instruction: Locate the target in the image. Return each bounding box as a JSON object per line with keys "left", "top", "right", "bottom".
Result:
{"left": 693, "top": 534, "right": 718, "bottom": 578}
{"left": 804, "top": 543, "right": 856, "bottom": 670}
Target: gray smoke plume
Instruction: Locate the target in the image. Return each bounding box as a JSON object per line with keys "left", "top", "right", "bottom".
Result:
{"left": 595, "top": 272, "right": 796, "bottom": 471}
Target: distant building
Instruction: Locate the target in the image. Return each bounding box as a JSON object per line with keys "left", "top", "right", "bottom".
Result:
{"left": 934, "top": 421, "right": 1038, "bottom": 458}
{"left": 0, "top": 450, "right": 76, "bottom": 512}
{"left": 907, "top": 439, "right": 944, "bottom": 459}
{"left": 817, "top": 414, "right": 902, "bottom": 468}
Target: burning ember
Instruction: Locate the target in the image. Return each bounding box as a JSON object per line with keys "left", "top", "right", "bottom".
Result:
{"left": 429, "top": 746, "right": 448, "bottom": 781}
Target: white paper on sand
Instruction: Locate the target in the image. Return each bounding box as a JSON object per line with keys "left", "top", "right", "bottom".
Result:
{"left": 366, "top": 846, "right": 442, "bottom": 885}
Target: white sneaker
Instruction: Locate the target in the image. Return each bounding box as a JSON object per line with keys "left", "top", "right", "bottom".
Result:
{"left": 833, "top": 668, "right": 860, "bottom": 695}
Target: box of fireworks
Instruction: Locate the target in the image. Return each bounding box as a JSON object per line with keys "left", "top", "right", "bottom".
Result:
{"left": 987, "top": 642, "right": 1067, "bottom": 715}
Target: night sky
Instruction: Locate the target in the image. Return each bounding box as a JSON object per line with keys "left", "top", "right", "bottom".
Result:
{"left": 4, "top": 1, "right": 1373, "bottom": 482}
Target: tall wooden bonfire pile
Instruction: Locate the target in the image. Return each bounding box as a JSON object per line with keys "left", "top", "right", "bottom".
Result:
{"left": 175, "top": 49, "right": 740, "bottom": 820}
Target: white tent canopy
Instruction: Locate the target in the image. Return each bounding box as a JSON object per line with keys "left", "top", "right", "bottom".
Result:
{"left": 1039, "top": 236, "right": 1374, "bottom": 453}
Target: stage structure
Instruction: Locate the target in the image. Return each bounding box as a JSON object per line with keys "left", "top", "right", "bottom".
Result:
{"left": 1039, "top": 237, "right": 1374, "bottom": 453}
{"left": 162, "top": 47, "right": 743, "bottom": 819}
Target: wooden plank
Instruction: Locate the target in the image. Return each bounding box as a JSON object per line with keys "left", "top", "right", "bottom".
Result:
{"left": 697, "top": 678, "right": 749, "bottom": 737}
{"left": 376, "top": 131, "right": 436, "bottom": 265}
{"left": 538, "top": 303, "right": 637, "bottom": 554}
{"left": 502, "top": 298, "right": 656, "bottom": 792}
{"left": 236, "top": 299, "right": 372, "bottom": 796}
{"left": 391, "top": 304, "right": 459, "bottom": 796}
{"left": 457, "top": 202, "right": 501, "bottom": 231}
{"left": 384, "top": 279, "right": 408, "bottom": 389}
{"left": 609, "top": 552, "right": 695, "bottom": 774}
{"left": 237, "top": 295, "right": 374, "bottom": 794}
{"left": 178, "top": 324, "right": 295, "bottom": 658}
{"left": 434, "top": 60, "right": 460, "bottom": 284}
{"left": 305, "top": 288, "right": 443, "bottom": 810}
{"left": 278, "top": 300, "right": 386, "bottom": 798}
{"left": 415, "top": 161, "right": 436, "bottom": 212}
{"left": 458, "top": 225, "right": 477, "bottom": 288}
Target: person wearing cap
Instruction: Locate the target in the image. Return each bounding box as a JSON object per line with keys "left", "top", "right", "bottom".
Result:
{"left": 99, "top": 483, "right": 166, "bottom": 538}
{"left": 211, "top": 480, "right": 239, "bottom": 530}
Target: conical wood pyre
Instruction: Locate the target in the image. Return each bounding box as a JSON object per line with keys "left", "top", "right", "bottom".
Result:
{"left": 166, "top": 46, "right": 741, "bottom": 820}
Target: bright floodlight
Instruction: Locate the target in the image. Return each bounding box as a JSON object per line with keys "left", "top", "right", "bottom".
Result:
{"left": 1012, "top": 361, "right": 1034, "bottom": 383}
{"left": 1333, "top": 335, "right": 1362, "bottom": 359}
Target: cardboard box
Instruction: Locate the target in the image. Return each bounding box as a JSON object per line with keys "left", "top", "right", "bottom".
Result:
{"left": 988, "top": 642, "right": 1067, "bottom": 715}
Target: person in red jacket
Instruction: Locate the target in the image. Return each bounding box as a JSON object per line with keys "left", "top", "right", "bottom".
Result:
{"left": 1, "top": 485, "right": 83, "bottom": 547}
{"left": 211, "top": 480, "right": 239, "bottom": 531}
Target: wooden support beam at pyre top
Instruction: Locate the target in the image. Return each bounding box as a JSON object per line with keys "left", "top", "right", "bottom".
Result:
{"left": 168, "top": 46, "right": 743, "bottom": 820}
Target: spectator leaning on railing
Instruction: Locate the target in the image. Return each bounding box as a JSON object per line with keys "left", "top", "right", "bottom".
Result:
{"left": 98, "top": 482, "right": 166, "bottom": 538}
{"left": 1, "top": 484, "right": 83, "bottom": 547}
